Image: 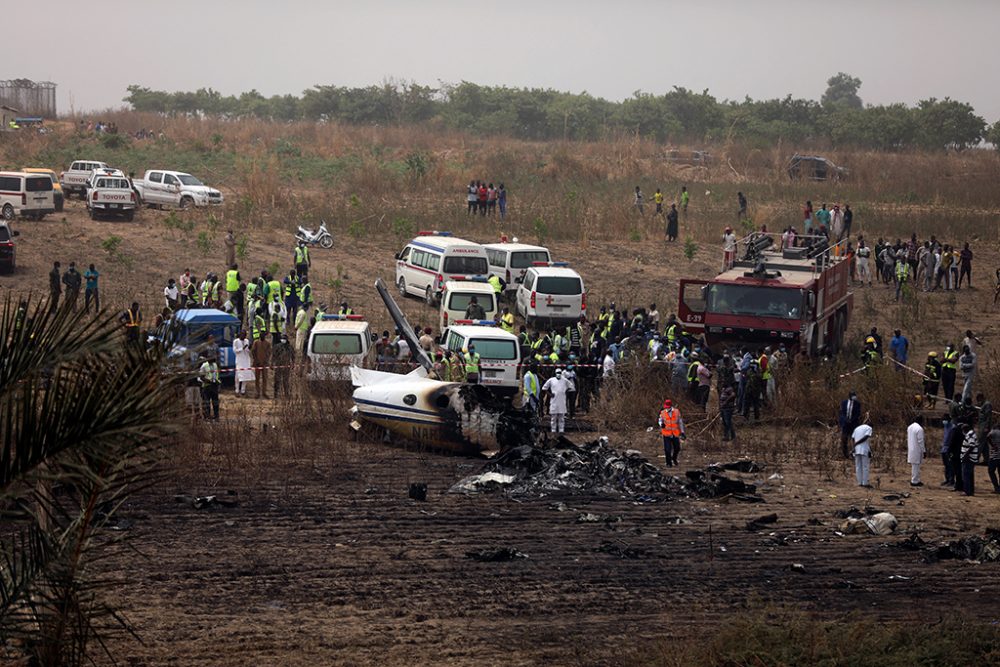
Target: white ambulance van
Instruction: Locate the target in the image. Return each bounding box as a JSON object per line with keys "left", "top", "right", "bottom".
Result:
{"left": 483, "top": 242, "right": 551, "bottom": 293}
{"left": 443, "top": 324, "right": 521, "bottom": 397}
{"left": 438, "top": 278, "right": 497, "bottom": 331}
{"left": 394, "top": 231, "right": 490, "bottom": 305}
{"left": 307, "top": 314, "right": 377, "bottom": 383}
{"left": 515, "top": 262, "right": 586, "bottom": 327}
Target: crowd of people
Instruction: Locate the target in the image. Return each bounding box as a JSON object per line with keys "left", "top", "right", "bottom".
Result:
{"left": 465, "top": 180, "right": 507, "bottom": 218}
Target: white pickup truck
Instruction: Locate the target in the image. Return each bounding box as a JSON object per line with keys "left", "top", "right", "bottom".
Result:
{"left": 132, "top": 169, "right": 224, "bottom": 209}
{"left": 86, "top": 168, "right": 137, "bottom": 221}
{"left": 60, "top": 160, "right": 109, "bottom": 198}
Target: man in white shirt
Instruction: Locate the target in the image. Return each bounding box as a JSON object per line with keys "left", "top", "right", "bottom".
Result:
{"left": 851, "top": 421, "right": 873, "bottom": 488}
{"left": 722, "top": 227, "right": 737, "bottom": 270}
{"left": 907, "top": 416, "right": 926, "bottom": 486}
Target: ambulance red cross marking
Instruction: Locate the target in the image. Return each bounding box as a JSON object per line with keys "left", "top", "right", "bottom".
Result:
{"left": 545, "top": 295, "right": 556, "bottom": 306}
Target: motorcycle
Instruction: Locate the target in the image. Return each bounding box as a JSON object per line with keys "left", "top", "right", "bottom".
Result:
{"left": 295, "top": 220, "right": 334, "bottom": 249}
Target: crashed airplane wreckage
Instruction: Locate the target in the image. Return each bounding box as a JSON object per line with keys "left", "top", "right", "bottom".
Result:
{"left": 349, "top": 278, "right": 535, "bottom": 454}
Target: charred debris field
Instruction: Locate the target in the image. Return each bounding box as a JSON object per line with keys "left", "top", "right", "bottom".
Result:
{"left": 100, "top": 435, "right": 1000, "bottom": 666}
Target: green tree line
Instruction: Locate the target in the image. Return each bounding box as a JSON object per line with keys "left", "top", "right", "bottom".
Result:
{"left": 123, "top": 73, "right": 998, "bottom": 151}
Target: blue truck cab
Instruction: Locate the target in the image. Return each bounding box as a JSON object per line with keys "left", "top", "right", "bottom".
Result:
{"left": 158, "top": 309, "right": 241, "bottom": 379}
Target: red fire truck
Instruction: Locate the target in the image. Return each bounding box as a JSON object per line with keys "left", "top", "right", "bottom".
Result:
{"left": 677, "top": 234, "right": 853, "bottom": 355}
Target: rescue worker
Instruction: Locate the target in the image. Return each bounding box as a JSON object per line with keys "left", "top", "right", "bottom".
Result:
{"left": 941, "top": 343, "right": 958, "bottom": 400}
{"left": 894, "top": 256, "right": 910, "bottom": 301}
{"left": 315, "top": 302, "right": 327, "bottom": 321}
{"left": 267, "top": 274, "right": 282, "bottom": 305}
{"left": 338, "top": 301, "right": 353, "bottom": 316}
{"left": 198, "top": 352, "right": 221, "bottom": 420}
{"left": 120, "top": 302, "right": 142, "bottom": 344}
{"left": 861, "top": 336, "right": 881, "bottom": 370}
{"left": 283, "top": 270, "right": 300, "bottom": 323}
{"left": 542, "top": 368, "right": 571, "bottom": 434}
{"left": 487, "top": 273, "right": 504, "bottom": 298}
{"left": 294, "top": 302, "right": 312, "bottom": 358}
{"left": 298, "top": 277, "right": 313, "bottom": 312}
{"left": 464, "top": 345, "right": 481, "bottom": 384}
{"left": 294, "top": 241, "right": 311, "bottom": 280}
{"left": 499, "top": 306, "right": 515, "bottom": 334}
{"left": 923, "top": 351, "right": 941, "bottom": 408}
{"left": 664, "top": 314, "right": 680, "bottom": 347}
{"left": 225, "top": 264, "right": 241, "bottom": 300}
{"left": 658, "top": 399, "right": 686, "bottom": 467}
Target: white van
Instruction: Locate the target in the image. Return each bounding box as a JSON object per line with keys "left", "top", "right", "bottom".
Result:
{"left": 394, "top": 231, "right": 490, "bottom": 305}
{"left": 439, "top": 279, "right": 497, "bottom": 331}
{"left": 307, "top": 315, "right": 377, "bottom": 383}
{"left": 443, "top": 324, "right": 521, "bottom": 396}
{"left": 483, "top": 242, "right": 551, "bottom": 293}
{"left": 516, "top": 263, "right": 586, "bottom": 327}
{"left": 0, "top": 171, "right": 56, "bottom": 221}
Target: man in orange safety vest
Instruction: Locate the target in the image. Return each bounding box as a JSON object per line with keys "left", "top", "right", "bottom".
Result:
{"left": 658, "top": 398, "right": 687, "bottom": 467}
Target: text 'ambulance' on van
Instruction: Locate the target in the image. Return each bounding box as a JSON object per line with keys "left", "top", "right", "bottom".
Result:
{"left": 394, "top": 231, "right": 490, "bottom": 306}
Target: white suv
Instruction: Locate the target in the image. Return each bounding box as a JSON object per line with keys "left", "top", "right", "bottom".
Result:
{"left": 515, "top": 263, "right": 586, "bottom": 327}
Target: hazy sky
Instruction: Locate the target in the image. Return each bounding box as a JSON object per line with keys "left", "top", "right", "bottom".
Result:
{"left": 9, "top": 0, "right": 1000, "bottom": 121}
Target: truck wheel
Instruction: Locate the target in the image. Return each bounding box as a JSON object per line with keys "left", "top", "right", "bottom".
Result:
{"left": 179, "top": 196, "right": 194, "bottom": 210}
{"left": 319, "top": 235, "right": 333, "bottom": 249}
{"left": 424, "top": 286, "right": 435, "bottom": 306}
{"left": 397, "top": 277, "right": 407, "bottom": 298}
{"left": 1, "top": 204, "right": 13, "bottom": 220}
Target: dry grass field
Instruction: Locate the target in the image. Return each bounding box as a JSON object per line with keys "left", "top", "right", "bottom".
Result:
{"left": 2, "top": 118, "right": 1000, "bottom": 665}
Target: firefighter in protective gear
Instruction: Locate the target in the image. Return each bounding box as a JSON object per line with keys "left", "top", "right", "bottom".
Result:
{"left": 862, "top": 336, "right": 881, "bottom": 369}
{"left": 941, "top": 343, "right": 958, "bottom": 400}
{"left": 923, "top": 351, "right": 941, "bottom": 408}
{"left": 658, "top": 399, "right": 686, "bottom": 467}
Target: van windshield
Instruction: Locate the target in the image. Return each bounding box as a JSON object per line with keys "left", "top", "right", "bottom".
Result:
{"left": 447, "top": 292, "right": 495, "bottom": 313}
{"left": 443, "top": 256, "right": 488, "bottom": 275}
{"left": 536, "top": 277, "right": 582, "bottom": 295}
{"left": 312, "top": 333, "right": 363, "bottom": 355}
{"left": 185, "top": 323, "right": 236, "bottom": 345}
{"left": 510, "top": 251, "right": 550, "bottom": 268}
{"left": 26, "top": 177, "right": 53, "bottom": 192}
{"left": 707, "top": 284, "right": 804, "bottom": 319}
{"left": 469, "top": 338, "right": 518, "bottom": 360}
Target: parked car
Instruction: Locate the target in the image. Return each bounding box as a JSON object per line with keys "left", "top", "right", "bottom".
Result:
{"left": 132, "top": 170, "right": 224, "bottom": 209}
{"left": 21, "top": 168, "right": 63, "bottom": 212}
{"left": 787, "top": 154, "right": 848, "bottom": 181}
{"left": 0, "top": 222, "right": 19, "bottom": 273}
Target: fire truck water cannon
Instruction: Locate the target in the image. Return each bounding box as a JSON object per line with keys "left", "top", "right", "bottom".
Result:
{"left": 742, "top": 234, "right": 773, "bottom": 261}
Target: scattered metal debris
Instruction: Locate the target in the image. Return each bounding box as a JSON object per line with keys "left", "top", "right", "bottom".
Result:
{"left": 465, "top": 547, "right": 529, "bottom": 562}
{"left": 595, "top": 541, "right": 646, "bottom": 559}
{"left": 839, "top": 512, "right": 897, "bottom": 536}
{"left": 920, "top": 529, "right": 1000, "bottom": 564}
{"left": 577, "top": 512, "right": 622, "bottom": 524}
{"left": 746, "top": 513, "right": 779, "bottom": 531}
{"left": 174, "top": 492, "right": 239, "bottom": 510}
{"left": 708, "top": 460, "right": 764, "bottom": 474}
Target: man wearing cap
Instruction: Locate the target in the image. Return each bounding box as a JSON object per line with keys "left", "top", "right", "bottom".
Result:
{"left": 542, "top": 368, "right": 571, "bottom": 434}
{"left": 838, "top": 391, "right": 862, "bottom": 459}
{"left": 923, "top": 351, "right": 941, "bottom": 408}
{"left": 658, "top": 399, "right": 686, "bottom": 467}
